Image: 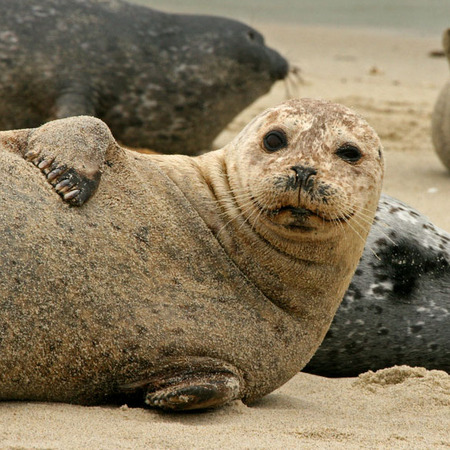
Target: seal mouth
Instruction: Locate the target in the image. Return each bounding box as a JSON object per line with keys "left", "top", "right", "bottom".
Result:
{"left": 271, "top": 206, "right": 313, "bottom": 215}
{"left": 266, "top": 206, "right": 318, "bottom": 231}
{"left": 265, "top": 205, "right": 354, "bottom": 231}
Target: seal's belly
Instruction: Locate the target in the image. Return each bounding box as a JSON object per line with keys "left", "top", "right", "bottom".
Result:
{"left": 0, "top": 151, "right": 308, "bottom": 404}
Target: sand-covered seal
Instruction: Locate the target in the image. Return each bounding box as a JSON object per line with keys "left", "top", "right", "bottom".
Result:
{"left": 306, "top": 194, "right": 450, "bottom": 376}
{"left": 0, "top": 0, "right": 288, "bottom": 155}
{"left": 0, "top": 99, "right": 383, "bottom": 411}
{"left": 432, "top": 28, "right": 450, "bottom": 171}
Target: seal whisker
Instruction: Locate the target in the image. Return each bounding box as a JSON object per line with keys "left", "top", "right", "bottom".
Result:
{"left": 331, "top": 215, "right": 345, "bottom": 233}
{"left": 237, "top": 203, "right": 265, "bottom": 233}
{"left": 286, "top": 72, "right": 302, "bottom": 100}
{"left": 289, "top": 63, "right": 304, "bottom": 83}
{"left": 222, "top": 199, "right": 265, "bottom": 236}
{"left": 340, "top": 200, "right": 396, "bottom": 247}
{"left": 347, "top": 215, "right": 381, "bottom": 260}
{"left": 335, "top": 201, "right": 370, "bottom": 222}
{"left": 284, "top": 71, "right": 301, "bottom": 100}
{"left": 340, "top": 214, "right": 368, "bottom": 245}
{"left": 331, "top": 194, "right": 375, "bottom": 219}
{"left": 215, "top": 193, "right": 262, "bottom": 236}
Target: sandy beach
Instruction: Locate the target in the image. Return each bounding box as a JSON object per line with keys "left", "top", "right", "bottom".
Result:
{"left": 1, "top": 23, "right": 449, "bottom": 449}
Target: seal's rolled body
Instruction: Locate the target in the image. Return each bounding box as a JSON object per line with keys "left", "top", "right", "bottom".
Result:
{"left": 0, "top": 0, "right": 288, "bottom": 155}
{"left": 0, "top": 145, "right": 299, "bottom": 405}
{"left": 0, "top": 99, "right": 384, "bottom": 410}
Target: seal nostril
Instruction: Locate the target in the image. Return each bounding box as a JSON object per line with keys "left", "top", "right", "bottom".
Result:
{"left": 291, "top": 166, "right": 317, "bottom": 184}
{"left": 247, "top": 30, "right": 256, "bottom": 41}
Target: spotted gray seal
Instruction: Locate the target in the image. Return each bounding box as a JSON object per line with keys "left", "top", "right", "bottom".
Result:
{"left": 432, "top": 28, "right": 450, "bottom": 171}
{"left": 0, "top": 0, "right": 288, "bottom": 155}
{"left": 306, "top": 194, "right": 450, "bottom": 376}
{"left": 0, "top": 98, "right": 383, "bottom": 410}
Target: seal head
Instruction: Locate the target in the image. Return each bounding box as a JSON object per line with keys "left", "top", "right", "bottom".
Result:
{"left": 225, "top": 99, "right": 383, "bottom": 248}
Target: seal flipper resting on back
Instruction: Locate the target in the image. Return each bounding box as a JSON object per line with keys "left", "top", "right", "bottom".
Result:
{"left": 0, "top": 116, "right": 114, "bottom": 206}
{"left": 0, "top": 99, "right": 384, "bottom": 411}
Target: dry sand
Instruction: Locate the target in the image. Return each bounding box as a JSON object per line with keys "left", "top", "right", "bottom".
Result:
{"left": 1, "top": 367, "right": 449, "bottom": 449}
{"left": 1, "top": 25, "right": 449, "bottom": 449}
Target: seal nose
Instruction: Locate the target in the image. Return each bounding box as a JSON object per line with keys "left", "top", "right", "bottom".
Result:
{"left": 291, "top": 166, "right": 317, "bottom": 185}
{"left": 274, "top": 58, "right": 289, "bottom": 80}
{"left": 267, "top": 48, "right": 289, "bottom": 80}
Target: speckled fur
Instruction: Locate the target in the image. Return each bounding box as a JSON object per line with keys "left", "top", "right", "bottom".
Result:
{"left": 0, "top": 0, "right": 287, "bottom": 155}
{"left": 0, "top": 99, "right": 383, "bottom": 407}
{"left": 432, "top": 28, "right": 450, "bottom": 171}
{"left": 306, "top": 194, "right": 450, "bottom": 376}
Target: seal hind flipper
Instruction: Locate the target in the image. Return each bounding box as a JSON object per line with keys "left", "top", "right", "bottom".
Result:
{"left": 18, "top": 116, "right": 118, "bottom": 206}
{"left": 145, "top": 371, "right": 242, "bottom": 411}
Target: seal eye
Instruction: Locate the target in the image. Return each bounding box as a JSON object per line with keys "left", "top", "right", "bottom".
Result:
{"left": 263, "top": 130, "right": 287, "bottom": 152}
{"left": 335, "top": 144, "right": 362, "bottom": 163}
{"left": 247, "top": 31, "right": 256, "bottom": 41}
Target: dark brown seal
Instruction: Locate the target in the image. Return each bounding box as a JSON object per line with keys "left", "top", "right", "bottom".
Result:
{"left": 0, "top": 0, "right": 288, "bottom": 155}
{"left": 0, "top": 99, "right": 383, "bottom": 411}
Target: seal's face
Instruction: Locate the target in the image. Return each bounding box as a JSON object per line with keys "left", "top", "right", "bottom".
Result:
{"left": 226, "top": 98, "right": 384, "bottom": 244}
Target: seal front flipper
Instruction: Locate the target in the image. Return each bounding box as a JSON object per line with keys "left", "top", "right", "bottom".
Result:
{"left": 21, "top": 116, "right": 118, "bottom": 206}
{"left": 54, "top": 83, "right": 97, "bottom": 119}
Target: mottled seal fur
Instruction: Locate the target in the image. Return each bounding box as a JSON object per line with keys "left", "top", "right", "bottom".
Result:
{"left": 432, "top": 28, "right": 450, "bottom": 171}
{"left": 306, "top": 194, "right": 450, "bottom": 376}
{"left": 0, "top": 99, "right": 383, "bottom": 410}
{"left": 0, "top": 0, "right": 288, "bottom": 155}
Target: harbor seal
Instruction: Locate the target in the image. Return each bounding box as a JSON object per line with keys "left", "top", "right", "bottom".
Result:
{"left": 306, "top": 194, "right": 450, "bottom": 376}
{"left": 0, "top": 0, "right": 288, "bottom": 155}
{"left": 0, "top": 99, "right": 383, "bottom": 410}
{"left": 432, "top": 28, "right": 450, "bottom": 171}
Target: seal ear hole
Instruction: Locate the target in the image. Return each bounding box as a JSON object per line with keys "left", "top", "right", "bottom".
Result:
{"left": 335, "top": 144, "right": 362, "bottom": 163}
{"left": 247, "top": 31, "right": 256, "bottom": 41}
{"left": 263, "top": 130, "right": 288, "bottom": 152}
